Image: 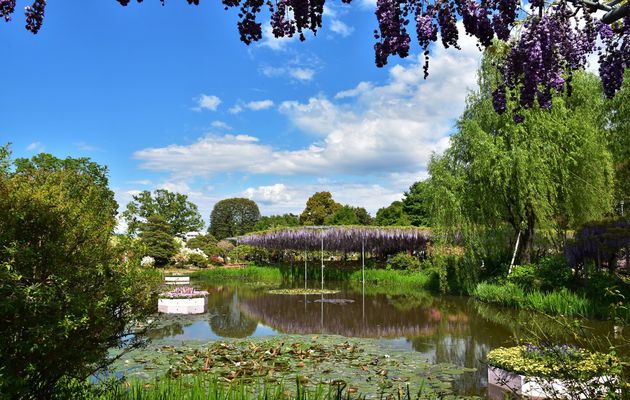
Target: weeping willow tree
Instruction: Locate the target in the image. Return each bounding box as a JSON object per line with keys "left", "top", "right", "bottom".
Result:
{"left": 428, "top": 47, "right": 615, "bottom": 284}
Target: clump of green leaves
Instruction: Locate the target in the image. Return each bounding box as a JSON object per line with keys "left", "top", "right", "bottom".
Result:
{"left": 487, "top": 345, "right": 620, "bottom": 381}
{"left": 387, "top": 252, "right": 421, "bottom": 271}
{"left": 0, "top": 148, "right": 161, "bottom": 398}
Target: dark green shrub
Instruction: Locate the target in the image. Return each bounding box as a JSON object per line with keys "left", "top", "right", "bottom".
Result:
{"left": 387, "top": 252, "right": 420, "bottom": 270}
{"left": 508, "top": 264, "right": 540, "bottom": 289}
{"left": 536, "top": 256, "right": 573, "bottom": 291}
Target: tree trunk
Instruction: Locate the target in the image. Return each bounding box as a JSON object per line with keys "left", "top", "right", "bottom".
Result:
{"left": 518, "top": 212, "right": 536, "bottom": 265}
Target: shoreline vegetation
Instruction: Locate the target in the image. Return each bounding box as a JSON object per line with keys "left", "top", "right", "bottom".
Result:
{"left": 188, "top": 264, "right": 627, "bottom": 322}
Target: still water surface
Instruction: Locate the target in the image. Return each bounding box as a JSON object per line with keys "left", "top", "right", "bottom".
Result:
{"left": 147, "top": 281, "right": 617, "bottom": 397}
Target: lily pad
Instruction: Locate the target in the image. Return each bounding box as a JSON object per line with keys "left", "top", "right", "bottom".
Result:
{"left": 268, "top": 288, "right": 340, "bottom": 295}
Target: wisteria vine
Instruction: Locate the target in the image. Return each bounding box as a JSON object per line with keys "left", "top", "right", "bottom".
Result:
{"left": 237, "top": 226, "right": 431, "bottom": 254}
{"left": 1, "top": 0, "right": 629, "bottom": 120}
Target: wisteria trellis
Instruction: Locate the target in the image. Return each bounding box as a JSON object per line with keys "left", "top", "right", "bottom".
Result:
{"left": 236, "top": 226, "right": 432, "bottom": 254}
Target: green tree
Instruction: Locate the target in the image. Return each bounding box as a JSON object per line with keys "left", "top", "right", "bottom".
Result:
{"left": 0, "top": 148, "right": 159, "bottom": 398}
{"left": 324, "top": 205, "right": 373, "bottom": 225}
{"left": 429, "top": 52, "right": 614, "bottom": 264}
{"left": 299, "top": 191, "right": 342, "bottom": 225}
{"left": 374, "top": 201, "right": 411, "bottom": 226}
{"left": 209, "top": 198, "right": 261, "bottom": 239}
{"left": 353, "top": 207, "right": 373, "bottom": 225}
{"left": 403, "top": 180, "right": 432, "bottom": 227}
{"left": 254, "top": 214, "right": 300, "bottom": 231}
{"left": 186, "top": 233, "right": 219, "bottom": 256}
{"left": 606, "top": 70, "right": 630, "bottom": 210}
{"left": 140, "top": 215, "right": 177, "bottom": 266}
{"left": 122, "top": 189, "right": 204, "bottom": 236}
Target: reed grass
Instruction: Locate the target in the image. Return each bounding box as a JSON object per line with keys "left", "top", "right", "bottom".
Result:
{"left": 472, "top": 282, "right": 596, "bottom": 318}
{"left": 191, "top": 266, "right": 283, "bottom": 284}
{"left": 91, "top": 376, "right": 459, "bottom": 400}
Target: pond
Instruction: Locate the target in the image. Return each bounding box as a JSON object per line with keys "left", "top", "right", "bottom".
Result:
{"left": 132, "top": 280, "right": 619, "bottom": 398}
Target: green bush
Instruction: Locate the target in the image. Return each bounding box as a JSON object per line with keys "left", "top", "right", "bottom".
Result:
{"left": 387, "top": 252, "right": 421, "bottom": 270}
{"left": 507, "top": 264, "right": 539, "bottom": 289}
{"left": 486, "top": 345, "right": 620, "bottom": 381}
{"left": 472, "top": 282, "right": 525, "bottom": 307}
{"left": 536, "top": 256, "right": 573, "bottom": 291}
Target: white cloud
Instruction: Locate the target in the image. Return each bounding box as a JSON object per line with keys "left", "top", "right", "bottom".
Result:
{"left": 73, "top": 142, "right": 99, "bottom": 151}
{"left": 229, "top": 105, "right": 243, "bottom": 114}
{"left": 330, "top": 19, "right": 354, "bottom": 37}
{"left": 244, "top": 183, "right": 294, "bottom": 205}
{"left": 259, "top": 24, "right": 295, "bottom": 51}
{"left": 26, "top": 142, "right": 45, "bottom": 152}
{"left": 135, "top": 34, "right": 481, "bottom": 192}
{"left": 193, "top": 94, "right": 221, "bottom": 111}
{"left": 289, "top": 67, "right": 315, "bottom": 81}
{"left": 243, "top": 182, "right": 403, "bottom": 215}
{"left": 246, "top": 99, "right": 274, "bottom": 110}
{"left": 126, "top": 179, "right": 152, "bottom": 186}
{"left": 335, "top": 82, "right": 373, "bottom": 99}
{"left": 261, "top": 65, "right": 316, "bottom": 82}
{"left": 211, "top": 120, "right": 233, "bottom": 130}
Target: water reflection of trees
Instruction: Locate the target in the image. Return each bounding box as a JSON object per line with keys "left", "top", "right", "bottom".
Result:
{"left": 207, "top": 287, "right": 258, "bottom": 338}
{"left": 407, "top": 299, "right": 514, "bottom": 396}
{"left": 145, "top": 322, "right": 185, "bottom": 340}
{"left": 240, "top": 290, "right": 449, "bottom": 338}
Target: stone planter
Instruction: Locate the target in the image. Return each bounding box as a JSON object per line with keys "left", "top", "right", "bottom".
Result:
{"left": 165, "top": 276, "right": 190, "bottom": 285}
{"left": 487, "top": 366, "right": 615, "bottom": 399}
{"left": 158, "top": 296, "right": 208, "bottom": 314}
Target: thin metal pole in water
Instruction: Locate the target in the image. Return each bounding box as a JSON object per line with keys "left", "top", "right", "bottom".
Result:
{"left": 304, "top": 249, "right": 307, "bottom": 289}
{"left": 320, "top": 231, "right": 324, "bottom": 290}
{"left": 362, "top": 239, "right": 365, "bottom": 284}
{"left": 362, "top": 238, "right": 365, "bottom": 324}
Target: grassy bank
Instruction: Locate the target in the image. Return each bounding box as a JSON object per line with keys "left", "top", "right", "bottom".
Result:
{"left": 191, "top": 266, "right": 283, "bottom": 284}
{"left": 472, "top": 282, "right": 598, "bottom": 318}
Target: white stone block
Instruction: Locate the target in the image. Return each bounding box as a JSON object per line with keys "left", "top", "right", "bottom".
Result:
{"left": 158, "top": 296, "right": 207, "bottom": 314}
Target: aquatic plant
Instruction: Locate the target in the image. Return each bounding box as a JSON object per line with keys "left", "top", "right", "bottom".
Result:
{"left": 472, "top": 283, "right": 597, "bottom": 318}
{"left": 109, "top": 335, "right": 475, "bottom": 398}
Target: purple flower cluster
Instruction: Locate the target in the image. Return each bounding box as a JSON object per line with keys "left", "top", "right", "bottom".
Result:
{"left": 493, "top": 4, "right": 604, "bottom": 120}
{"left": 24, "top": 0, "right": 45, "bottom": 34}
{"left": 374, "top": 0, "right": 411, "bottom": 67}
{"left": 238, "top": 226, "right": 431, "bottom": 254}
{"left": 161, "top": 286, "right": 208, "bottom": 299}
{"left": 0, "top": 0, "right": 16, "bottom": 22}
{"left": 525, "top": 343, "right": 581, "bottom": 359}
{"left": 598, "top": 9, "right": 630, "bottom": 98}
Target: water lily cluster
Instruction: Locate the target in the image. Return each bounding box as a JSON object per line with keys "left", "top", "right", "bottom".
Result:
{"left": 237, "top": 226, "right": 431, "bottom": 254}
{"left": 160, "top": 286, "right": 209, "bottom": 299}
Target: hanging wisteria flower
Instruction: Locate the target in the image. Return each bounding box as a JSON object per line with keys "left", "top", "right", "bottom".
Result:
{"left": 237, "top": 226, "right": 431, "bottom": 254}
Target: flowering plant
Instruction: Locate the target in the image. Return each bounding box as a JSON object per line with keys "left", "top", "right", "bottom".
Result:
{"left": 140, "top": 256, "right": 155, "bottom": 267}
{"left": 159, "top": 286, "right": 208, "bottom": 299}
{"left": 487, "top": 345, "right": 620, "bottom": 380}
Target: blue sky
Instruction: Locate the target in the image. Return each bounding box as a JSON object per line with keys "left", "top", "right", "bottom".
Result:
{"left": 1, "top": 0, "right": 482, "bottom": 228}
